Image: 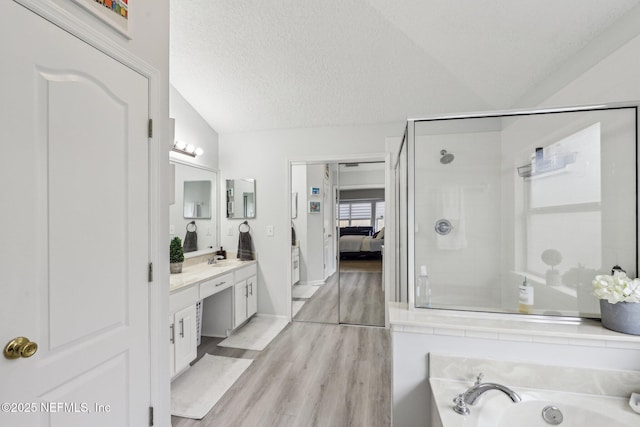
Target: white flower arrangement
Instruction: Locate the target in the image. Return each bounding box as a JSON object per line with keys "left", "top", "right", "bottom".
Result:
{"left": 593, "top": 272, "right": 640, "bottom": 304}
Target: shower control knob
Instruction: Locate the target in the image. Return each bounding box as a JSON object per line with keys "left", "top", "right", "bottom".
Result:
{"left": 435, "top": 219, "right": 453, "bottom": 235}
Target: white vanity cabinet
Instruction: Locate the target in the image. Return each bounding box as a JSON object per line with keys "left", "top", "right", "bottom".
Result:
{"left": 170, "top": 260, "right": 259, "bottom": 379}
{"left": 169, "top": 304, "right": 197, "bottom": 378}
{"left": 233, "top": 264, "right": 258, "bottom": 327}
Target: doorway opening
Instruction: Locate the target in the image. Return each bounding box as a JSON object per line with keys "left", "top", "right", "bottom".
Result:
{"left": 290, "top": 160, "right": 387, "bottom": 327}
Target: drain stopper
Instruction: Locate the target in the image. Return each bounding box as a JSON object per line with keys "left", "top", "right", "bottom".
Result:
{"left": 542, "top": 405, "right": 563, "bottom": 425}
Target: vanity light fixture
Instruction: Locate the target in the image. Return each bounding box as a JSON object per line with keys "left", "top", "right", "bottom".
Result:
{"left": 172, "top": 140, "right": 204, "bottom": 157}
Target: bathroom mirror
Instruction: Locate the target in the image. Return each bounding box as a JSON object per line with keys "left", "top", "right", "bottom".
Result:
{"left": 170, "top": 160, "right": 218, "bottom": 253}
{"left": 226, "top": 179, "right": 256, "bottom": 219}
{"left": 183, "top": 180, "right": 211, "bottom": 219}
{"left": 406, "top": 105, "right": 638, "bottom": 319}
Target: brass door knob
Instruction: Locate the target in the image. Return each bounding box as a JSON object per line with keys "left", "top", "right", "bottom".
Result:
{"left": 4, "top": 337, "right": 38, "bottom": 359}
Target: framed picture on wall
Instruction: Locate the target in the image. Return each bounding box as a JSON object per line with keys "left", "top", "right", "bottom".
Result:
{"left": 72, "top": 0, "right": 131, "bottom": 39}
{"left": 309, "top": 201, "right": 321, "bottom": 214}
{"left": 310, "top": 187, "right": 320, "bottom": 196}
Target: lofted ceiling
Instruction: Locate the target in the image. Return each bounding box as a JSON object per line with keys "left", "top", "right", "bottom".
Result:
{"left": 170, "top": 1, "right": 640, "bottom": 134}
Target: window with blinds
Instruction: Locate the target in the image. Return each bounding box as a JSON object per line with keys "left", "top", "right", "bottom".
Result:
{"left": 337, "top": 200, "right": 384, "bottom": 230}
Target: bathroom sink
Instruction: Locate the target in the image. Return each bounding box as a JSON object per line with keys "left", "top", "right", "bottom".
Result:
{"left": 474, "top": 389, "right": 638, "bottom": 427}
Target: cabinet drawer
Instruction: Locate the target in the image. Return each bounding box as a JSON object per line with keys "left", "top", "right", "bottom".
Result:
{"left": 200, "top": 272, "right": 234, "bottom": 299}
{"left": 234, "top": 264, "right": 257, "bottom": 282}
{"left": 170, "top": 285, "right": 199, "bottom": 313}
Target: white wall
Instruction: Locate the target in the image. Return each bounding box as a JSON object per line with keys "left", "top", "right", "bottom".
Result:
{"left": 219, "top": 123, "right": 397, "bottom": 317}
{"left": 305, "top": 164, "right": 327, "bottom": 284}
{"left": 169, "top": 85, "right": 221, "bottom": 255}
{"left": 292, "top": 164, "right": 307, "bottom": 279}
{"left": 170, "top": 85, "right": 220, "bottom": 170}
{"left": 291, "top": 164, "right": 326, "bottom": 285}
{"left": 340, "top": 167, "right": 385, "bottom": 188}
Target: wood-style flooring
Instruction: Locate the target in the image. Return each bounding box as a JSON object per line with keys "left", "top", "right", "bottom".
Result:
{"left": 171, "top": 322, "right": 391, "bottom": 427}
{"left": 293, "top": 259, "right": 384, "bottom": 326}
{"left": 293, "top": 273, "right": 339, "bottom": 324}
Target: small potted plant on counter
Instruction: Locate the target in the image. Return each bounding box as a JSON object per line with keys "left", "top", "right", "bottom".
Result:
{"left": 170, "top": 236, "right": 184, "bottom": 274}
{"left": 593, "top": 267, "right": 640, "bottom": 335}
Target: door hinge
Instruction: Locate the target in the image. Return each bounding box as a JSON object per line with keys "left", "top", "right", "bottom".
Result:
{"left": 149, "top": 406, "right": 154, "bottom": 426}
{"left": 148, "top": 262, "right": 153, "bottom": 282}
{"left": 148, "top": 118, "right": 153, "bottom": 138}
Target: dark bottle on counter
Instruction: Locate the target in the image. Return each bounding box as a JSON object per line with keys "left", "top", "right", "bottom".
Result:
{"left": 216, "top": 246, "right": 227, "bottom": 259}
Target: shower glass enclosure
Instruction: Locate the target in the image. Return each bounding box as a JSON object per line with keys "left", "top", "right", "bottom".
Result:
{"left": 400, "top": 104, "right": 638, "bottom": 318}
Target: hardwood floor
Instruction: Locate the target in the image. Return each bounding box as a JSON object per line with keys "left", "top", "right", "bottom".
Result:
{"left": 171, "top": 322, "right": 391, "bottom": 427}
{"left": 293, "top": 274, "right": 339, "bottom": 324}
{"left": 293, "top": 258, "right": 385, "bottom": 326}
{"left": 339, "top": 272, "right": 385, "bottom": 326}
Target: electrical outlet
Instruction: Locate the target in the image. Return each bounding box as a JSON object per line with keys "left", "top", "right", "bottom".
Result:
{"left": 207, "top": 227, "right": 212, "bottom": 236}
{"left": 267, "top": 225, "right": 274, "bottom": 236}
{"left": 169, "top": 225, "right": 175, "bottom": 234}
{"left": 228, "top": 226, "right": 234, "bottom": 236}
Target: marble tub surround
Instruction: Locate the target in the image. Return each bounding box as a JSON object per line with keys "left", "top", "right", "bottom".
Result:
{"left": 429, "top": 354, "right": 640, "bottom": 427}
{"left": 429, "top": 354, "right": 640, "bottom": 399}
{"left": 389, "top": 302, "right": 640, "bottom": 349}
{"left": 170, "top": 257, "right": 255, "bottom": 292}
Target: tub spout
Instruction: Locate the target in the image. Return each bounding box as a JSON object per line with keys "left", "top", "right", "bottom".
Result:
{"left": 462, "top": 382, "right": 522, "bottom": 405}
{"left": 453, "top": 373, "right": 521, "bottom": 415}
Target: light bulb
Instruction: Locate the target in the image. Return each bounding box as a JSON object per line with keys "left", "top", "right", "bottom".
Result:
{"left": 175, "top": 140, "right": 186, "bottom": 150}
{"left": 185, "top": 145, "right": 195, "bottom": 153}
{"left": 195, "top": 147, "right": 204, "bottom": 156}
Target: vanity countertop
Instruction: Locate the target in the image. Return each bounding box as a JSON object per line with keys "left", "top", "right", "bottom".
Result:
{"left": 170, "top": 259, "right": 257, "bottom": 293}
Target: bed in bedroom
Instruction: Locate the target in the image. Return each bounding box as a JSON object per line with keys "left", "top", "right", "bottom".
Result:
{"left": 339, "top": 227, "right": 384, "bottom": 259}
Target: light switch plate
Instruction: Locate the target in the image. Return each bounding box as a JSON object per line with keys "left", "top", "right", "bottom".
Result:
{"left": 267, "top": 225, "right": 274, "bottom": 236}
{"left": 169, "top": 225, "right": 175, "bottom": 234}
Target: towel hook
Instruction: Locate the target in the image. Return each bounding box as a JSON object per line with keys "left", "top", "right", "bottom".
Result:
{"left": 238, "top": 221, "right": 251, "bottom": 233}
{"left": 186, "top": 221, "right": 197, "bottom": 232}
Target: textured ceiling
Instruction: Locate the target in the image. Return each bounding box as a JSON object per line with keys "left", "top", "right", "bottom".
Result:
{"left": 170, "top": 0, "right": 640, "bottom": 134}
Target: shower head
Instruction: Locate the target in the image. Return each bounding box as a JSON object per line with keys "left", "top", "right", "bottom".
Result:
{"left": 440, "top": 149, "right": 454, "bottom": 164}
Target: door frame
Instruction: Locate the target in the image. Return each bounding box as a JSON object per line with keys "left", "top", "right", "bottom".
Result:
{"left": 286, "top": 152, "right": 392, "bottom": 328}
{"left": 14, "top": 0, "right": 169, "bottom": 422}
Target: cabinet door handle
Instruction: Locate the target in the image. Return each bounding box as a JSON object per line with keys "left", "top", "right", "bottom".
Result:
{"left": 249, "top": 282, "right": 253, "bottom": 296}
{"left": 170, "top": 324, "right": 175, "bottom": 344}
{"left": 215, "top": 281, "right": 226, "bottom": 287}
{"left": 179, "top": 319, "right": 184, "bottom": 338}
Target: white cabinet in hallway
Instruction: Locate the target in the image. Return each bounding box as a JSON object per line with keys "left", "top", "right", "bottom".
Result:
{"left": 233, "top": 264, "right": 258, "bottom": 327}
{"left": 169, "top": 304, "right": 197, "bottom": 378}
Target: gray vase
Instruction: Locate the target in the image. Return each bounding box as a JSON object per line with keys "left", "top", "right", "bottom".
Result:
{"left": 600, "top": 300, "right": 640, "bottom": 335}
{"left": 170, "top": 262, "right": 183, "bottom": 274}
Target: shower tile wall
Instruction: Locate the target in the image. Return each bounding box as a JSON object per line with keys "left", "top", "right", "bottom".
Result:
{"left": 414, "top": 130, "right": 502, "bottom": 309}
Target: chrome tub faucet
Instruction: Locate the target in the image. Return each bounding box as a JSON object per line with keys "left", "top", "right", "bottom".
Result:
{"left": 453, "top": 373, "right": 521, "bottom": 415}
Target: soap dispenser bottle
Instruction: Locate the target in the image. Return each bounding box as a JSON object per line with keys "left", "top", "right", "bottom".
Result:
{"left": 216, "top": 246, "right": 227, "bottom": 259}
{"left": 518, "top": 276, "right": 534, "bottom": 314}
{"left": 416, "top": 266, "right": 431, "bottom": 308}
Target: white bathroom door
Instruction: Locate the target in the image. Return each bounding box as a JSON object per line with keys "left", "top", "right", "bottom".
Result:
{"left": 0, "top": 3, "right": 150, "bottom": 426}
